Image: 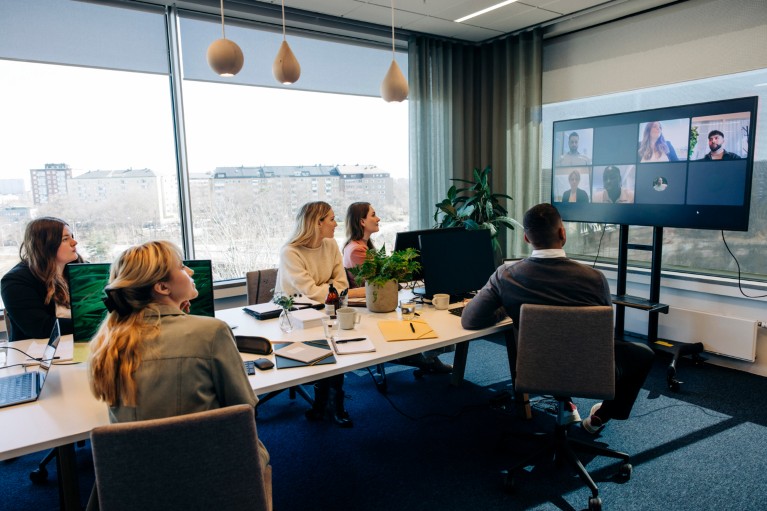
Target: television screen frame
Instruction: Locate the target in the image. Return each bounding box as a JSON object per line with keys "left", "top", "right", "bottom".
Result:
{"left": 551, "top": 96, "right": 758, "bottom": 231}
{"left": 66, "top": 259, "right": 214, "bottom": 342}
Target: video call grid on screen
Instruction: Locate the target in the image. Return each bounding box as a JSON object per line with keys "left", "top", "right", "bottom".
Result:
{"left": 551, "top": 96, "right": 758, "bottom": 231}
{"left": 66, "top": 260, "right": 215, "bottom": 342}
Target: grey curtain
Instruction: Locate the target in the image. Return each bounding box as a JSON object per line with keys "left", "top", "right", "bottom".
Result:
{"left": 408, "top": 29, "right": 542, "bottom": 257}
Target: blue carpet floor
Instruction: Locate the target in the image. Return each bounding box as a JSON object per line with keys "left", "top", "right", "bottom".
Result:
{"left": 3, "top": 333, "right": 767, "bottom": 510}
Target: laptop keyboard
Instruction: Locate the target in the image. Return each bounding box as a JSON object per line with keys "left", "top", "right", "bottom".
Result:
{"left": 448, "top": 306, "right": 465, "bottom": 317}
{"left": 243, "top": 360, "right": 256, "bottom": 376}
{"left": 0, "top": 372, "right": 36, "bottom": 405}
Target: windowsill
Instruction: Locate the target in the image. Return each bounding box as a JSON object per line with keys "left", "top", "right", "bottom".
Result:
{"left": 582, "top": 259, "right": 767, "bottom": 300}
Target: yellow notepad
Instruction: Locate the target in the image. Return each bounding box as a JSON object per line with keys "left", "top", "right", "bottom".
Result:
{"left": 378, "top": 320, "right": 437, "bottom": 342}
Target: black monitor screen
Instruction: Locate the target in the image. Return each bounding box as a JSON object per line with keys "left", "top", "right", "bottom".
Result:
{"left": 418, "top": 229, "right": 497, "bottom": 299}
{"left": 66, "top": 260, "right": 214, "bottom": 342}
{"left": 393, "top": 227, "right": 462, "bottom": 282}
{"left": 551, "top": 96, "right": 758, "bottom": 231}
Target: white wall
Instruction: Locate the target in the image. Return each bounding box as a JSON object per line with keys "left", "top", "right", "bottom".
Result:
{"left": 543, "top": 0, "right": 767, "bottom": 104}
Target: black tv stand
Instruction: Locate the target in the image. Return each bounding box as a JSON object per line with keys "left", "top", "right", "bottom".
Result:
{"left": 612, "top": 225, "right": 705, "bottom": 391}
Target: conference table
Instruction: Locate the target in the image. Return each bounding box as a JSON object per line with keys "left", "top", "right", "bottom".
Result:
{"left": 0, "top": 291, "right": 512, "bottom": 510}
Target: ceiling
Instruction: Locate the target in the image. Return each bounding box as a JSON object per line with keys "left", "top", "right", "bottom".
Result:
{"left": 275, "top": 0, "right": 682, "bottom": 43}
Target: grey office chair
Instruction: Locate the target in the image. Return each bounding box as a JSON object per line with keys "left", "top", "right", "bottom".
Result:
{"left": 90, "top": 404, "right": 271, "bottom": 511}
{"left": 504, "top": 304, "right": 631, "bottom": 511}
{"left": 245, "top": 268, "right": 314, "bottom": 408}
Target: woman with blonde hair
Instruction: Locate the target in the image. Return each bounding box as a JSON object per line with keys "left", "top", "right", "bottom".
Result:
{"left": 276, "top": 201, "right": 353, "bottom": 427}
{"left": 1, "top": 217, "right": 82, "bottom": 341}
{"left": 638, "top": 121, "right": 679, "bottom": 162}
{"left": 89, "top": 240, "right": 270, "bottom": 466}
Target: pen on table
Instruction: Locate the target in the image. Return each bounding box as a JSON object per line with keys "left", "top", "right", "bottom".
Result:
{"left": 335, "top": 337, "right": 367, "bottom": 344}
{"left": 410, "top": 322, "right": 415, "bottom": 333}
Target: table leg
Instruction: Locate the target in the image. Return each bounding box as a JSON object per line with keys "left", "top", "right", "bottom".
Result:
{"left": 56, "top": 443, "right": 81, "bottom": 511}
{"left": 450, "top": 342, "right": 470, "bottom": 387}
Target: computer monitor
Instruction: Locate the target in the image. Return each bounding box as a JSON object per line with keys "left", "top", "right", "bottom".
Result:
{"left": 66, "top": 259, "right": 214, "bottom": 342}
{"left": 418, "top": 229, "right": 497, "bottom": 300}
{"left": 393, "top": 227, "right": 463, "bottom": 282}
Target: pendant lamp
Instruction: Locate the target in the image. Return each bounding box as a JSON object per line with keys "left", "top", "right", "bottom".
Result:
{"left": 380, "top": 0, "right": 408, "bottom": 102}
{"left": 273, "top": 0, "right": 301, "bottom": 84}
{"left": 207, "top": 0, "right": 244, "bottom": 77}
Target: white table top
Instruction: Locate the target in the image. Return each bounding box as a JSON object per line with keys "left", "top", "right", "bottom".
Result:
{"left": 0, "top": 294, "right": 510, "bottom": 460}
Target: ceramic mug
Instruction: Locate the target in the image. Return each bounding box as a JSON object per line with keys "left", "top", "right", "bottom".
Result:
{"left": 432, "top": 293, "right": 450, "bottom": 310}
{"left": 337, "top": 307, "right": 361, "bottom": 330}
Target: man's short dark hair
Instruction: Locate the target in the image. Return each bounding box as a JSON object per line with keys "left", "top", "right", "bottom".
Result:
{"left": 708, "top": 129, "right": 724, "bottom": 139}
{"left": 603, "top": 165, "right": 621, "bottom": 180}
{"left": 568, "top": 132, "right": 579, "bottom": 140}
{"left": 523, "top": 203, "right": 562, "bottom": 248}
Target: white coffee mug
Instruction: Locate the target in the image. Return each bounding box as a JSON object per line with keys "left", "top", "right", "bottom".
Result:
{"left": 433, "top": 293, "right": 450, "bottom": 310}
{"left": 337, "top": 307, "right": 361, "bottom": 330}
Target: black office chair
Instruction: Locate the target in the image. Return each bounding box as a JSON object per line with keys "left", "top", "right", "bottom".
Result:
{"left": 503, "top": 304, "right": 632, "bottom": 511}
{"left": 244, "top": 269, "right": 314, "bottom": 409}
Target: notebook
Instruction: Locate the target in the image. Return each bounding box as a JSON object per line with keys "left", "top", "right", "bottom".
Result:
{"left": 0, "top": 320, "right": 61, "bottom": 408}
{"left": 273, "top": 342, "right": 333, "bottom": 364}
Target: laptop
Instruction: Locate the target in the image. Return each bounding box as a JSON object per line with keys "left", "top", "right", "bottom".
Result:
{"left": 0, "top": 320, "right": 61, "bottom": 408}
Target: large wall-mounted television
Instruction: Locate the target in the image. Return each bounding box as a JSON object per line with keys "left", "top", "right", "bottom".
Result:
{"left": 551, "top": 96, "right": 758, "bottom": 231}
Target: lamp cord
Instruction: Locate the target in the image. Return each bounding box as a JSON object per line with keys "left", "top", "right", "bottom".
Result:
{"left": 281, "top": 0, "right": 286, "bottom": 40}
{"left": 219, "top": 0, "right": 226, "bottom": 39}
{"left": 390, "top": 0, "right": 395, "bottom": 57}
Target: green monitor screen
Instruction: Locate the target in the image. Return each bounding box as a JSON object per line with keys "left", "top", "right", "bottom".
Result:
{"left": 66, "top": 260, "right": 214, "bottom": 342}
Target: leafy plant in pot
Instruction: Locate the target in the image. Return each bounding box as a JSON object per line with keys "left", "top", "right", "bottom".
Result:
{"left": 348, "top": 246, "right": 421, "bottom": 313}
{"left": 433, "top": 166, "right": 521, "bottom": 265}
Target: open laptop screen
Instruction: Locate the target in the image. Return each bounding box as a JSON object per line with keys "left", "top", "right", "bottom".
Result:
{"left": 66, "top": 260, "right": 214, "bottom": 342}
{"left": 418, "top": 229, "right": 497, "bottom": 300}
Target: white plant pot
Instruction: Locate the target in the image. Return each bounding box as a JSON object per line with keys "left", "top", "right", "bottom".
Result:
{"left": 365, "top": 280, "right": 398, "bottom": 313}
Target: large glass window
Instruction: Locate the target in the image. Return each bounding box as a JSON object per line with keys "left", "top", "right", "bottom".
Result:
{"left": 542, "top": 69, "right": 767, "bottom": 281}
{"left": 179, "top": 15, "right": 409, "bottom": 280}
{"left": 0, "top": 0, "right": 409, "bottom": 287}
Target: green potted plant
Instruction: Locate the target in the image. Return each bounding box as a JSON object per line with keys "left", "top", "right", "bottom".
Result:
{"left": 433, "top": 166, "right": 521, "bottom": 264}
{"left": 348, "top": 246, "right": 421, "bottom": 313}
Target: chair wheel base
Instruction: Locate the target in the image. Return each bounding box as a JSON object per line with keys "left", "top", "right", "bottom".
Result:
{"left": 588, "top": 496, "right": 602, "bottom": 510}
{"left": 29, "top": 467, "right": 48, "bottom": 484}
{"left": 619, "top": 462, "right": 633, "bottom": 480}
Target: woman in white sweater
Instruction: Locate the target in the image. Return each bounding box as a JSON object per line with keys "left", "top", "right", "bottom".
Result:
{"left": 276, "top": 201, "right": 353, "bottom": 427}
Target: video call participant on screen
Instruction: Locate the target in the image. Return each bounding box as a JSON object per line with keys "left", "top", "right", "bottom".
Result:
{"left": 1, "top": 217, "right": 83, "bottom": 341}
{"left": 653, "top": 176, "right": 668, "bottom": 191}
{"left": 594, "top": 166, "right": 634, "bottom": 203}
{"left": 562, "top": 170, "right": 590, "bottom": 203}
{"left": 460, "top": 203, "right": 654, "bottom": 433}
{"left": 701, "top": 130, "right": 741, "bottom": 160}
{"left": 277, "top": 201, "right": 353, "bottom": 427}
{"left": 558, "top": 132, "right": 592, "bottom": 166}
{"left": 638, "top": 121, "right": 679, "bottom": 163}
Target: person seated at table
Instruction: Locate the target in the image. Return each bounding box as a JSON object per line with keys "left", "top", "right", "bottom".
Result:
{"left": 276, "top": 201, "right": 353, "bottom": 427}
{"left": 343, "top": 201, "right": 452, "bottom": 374}
{"left": 460, "top": 203, "right": 654, "bottom": 433}
{"left": 1, "top": 217, "right": 82, "bottom": 341}
{"left": 88, "top": 240, "right": 270, "bottom": 468}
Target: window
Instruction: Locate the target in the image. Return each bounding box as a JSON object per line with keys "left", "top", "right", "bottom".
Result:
{"left": 0, "top": 0, "right": 409, "bottom": 286}
{"left": 542, "top": 69, "right": 767, "bottom": 281}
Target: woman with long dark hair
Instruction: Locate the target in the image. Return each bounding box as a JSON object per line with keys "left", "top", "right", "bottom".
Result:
{"left": 1, "top": 217, "right": 82, "bottom": 341}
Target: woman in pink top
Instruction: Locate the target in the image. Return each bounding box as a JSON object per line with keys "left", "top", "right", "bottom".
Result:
{"left": 342, "top": 201, "right": 380, "bottom": 274}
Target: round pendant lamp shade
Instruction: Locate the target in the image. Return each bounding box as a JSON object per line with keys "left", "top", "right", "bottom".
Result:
{"left": 207, "top": 38, "right": 244, "bottom": 77}
{"left": 273, "top": 40, "right": 301, "bottom": 84}
{"left": 381, "top": 60, "right": 408, "bottom": 102}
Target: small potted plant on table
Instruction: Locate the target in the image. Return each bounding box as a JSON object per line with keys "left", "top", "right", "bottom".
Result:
{"left": 348, "top": 247, "right": 420, "bottom": 313}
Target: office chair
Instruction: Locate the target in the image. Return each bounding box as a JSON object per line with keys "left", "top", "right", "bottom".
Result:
{"left": 245, "top": 268, "right": 314, "bottom": 409}
{"left": 90, "top": 404, "right": 271, "bottom": 511}
{"left": 503, "top": 304, "right": 631, "bottom": 511}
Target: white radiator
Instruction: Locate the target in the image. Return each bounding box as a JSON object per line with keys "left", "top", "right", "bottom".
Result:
{"left": 656, "top": 307, "right": 757, "bottom": 362}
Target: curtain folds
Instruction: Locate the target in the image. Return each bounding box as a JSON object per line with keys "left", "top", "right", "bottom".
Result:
{"left": 408, "top": 30, "right": 542, "bottom": 257}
